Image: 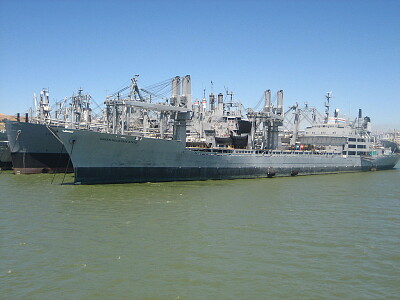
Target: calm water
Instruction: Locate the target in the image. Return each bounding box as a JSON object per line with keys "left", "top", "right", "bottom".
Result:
{"left": 1, "top": 167, "right": 400, "bottom": 299}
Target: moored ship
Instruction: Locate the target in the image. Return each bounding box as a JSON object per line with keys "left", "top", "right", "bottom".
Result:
{"left": 52, "top": 128, "right": 399, "bottom": 185}
{"left": 51, "top": 76, "right": 400, "bottom": 184}
{"left": 6, "top": 88, "right": 99, "bottom": 174}
{"left": 6, "top": 121, "right": 71, "bottom": 174}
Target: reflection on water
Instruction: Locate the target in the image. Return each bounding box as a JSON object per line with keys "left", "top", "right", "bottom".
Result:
{"left": 1, "top": 168, "right": 400, "bottom": 299}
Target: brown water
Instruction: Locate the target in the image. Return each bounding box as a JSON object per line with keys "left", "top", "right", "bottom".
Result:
{"left": 1, "top": 167, "right": 400, "bottom": 299}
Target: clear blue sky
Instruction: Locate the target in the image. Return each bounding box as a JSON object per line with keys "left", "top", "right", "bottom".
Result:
{"left": 1, "top": 0, "right": 399, "bottom": 130}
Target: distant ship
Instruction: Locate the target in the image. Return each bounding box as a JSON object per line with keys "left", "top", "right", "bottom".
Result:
{"left": 50, "top": 76, "right": 400, "bottom": 184}
{"left": 381, "top": 140, "right": 399, "bottom": 153}
{"left": 380, "top": 130, "right": 399, "bottom": 153}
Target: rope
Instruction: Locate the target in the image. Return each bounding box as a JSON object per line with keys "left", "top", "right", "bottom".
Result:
{"left": 252, "top": 94, "right": 265, "bottom": 111}
{"left": 46, "top": 126, "right": 63, "bottom": 144}
{"left": 51, "top": 143, "right": 65, "bottom": 184}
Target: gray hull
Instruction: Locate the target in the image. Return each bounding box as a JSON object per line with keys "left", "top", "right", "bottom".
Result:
{"left": 5, "top": 121, "right": 72, "bottom": 174}
{"left": 53, "top": 129, "right": 400, "bottom": 184}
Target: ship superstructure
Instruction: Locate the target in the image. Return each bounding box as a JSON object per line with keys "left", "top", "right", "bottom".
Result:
{"left": 100, "top": 75, "right": 251, "bottom": 149}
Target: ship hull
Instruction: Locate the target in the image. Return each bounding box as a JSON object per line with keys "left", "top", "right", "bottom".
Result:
{"left": 0, "top": 144, "right": 12, "bottom": 170}
{"left": 74, "top": 165, "right": 363, "bottom": 185}
{"left": 5, "top": 121, "right": 72, "bottom": 174}
{"left": 53, "top": 129, "right": 400, "bottom": 184}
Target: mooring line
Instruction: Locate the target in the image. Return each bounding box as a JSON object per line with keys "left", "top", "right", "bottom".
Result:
{"left": 51, "top": 143, "right": 65, "bottom": 184}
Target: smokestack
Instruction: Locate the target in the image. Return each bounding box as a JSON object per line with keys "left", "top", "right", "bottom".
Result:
{"left": 217, "top": 93, "right": 224, "bottom": 115}
{"left": 40, "top": 90, "right": 44, "bottom": 105}
{"left": 170, "top": 76, "right": 180, "bottom": 106}
{"left": 201, "top": 98, "right": 207, "bottom": 111}
{"left": 264, "top": 89, "right": 271, "bottom": 112}
{"left": 40, "top": 89, "right": 49, "bottom": 105}
{"left": 363, "top": 116, "right": 371, "bottom": 132}
{"left": 45, "top": 89, "right": 49, "bottom": 104}
{"left": 193, "top": 99, "right": 199, "bottom": 112}
{"left": 209, "top": 93, "right": 215, "bottom": 110}
{"left": 181, "top": 75, "right": 191, "bottom": 107}
{"left": 217, "top": 93, "right": 223, "bottom": 104}
{"left": 277, "top": 90, "right": 284, "bottom": 115}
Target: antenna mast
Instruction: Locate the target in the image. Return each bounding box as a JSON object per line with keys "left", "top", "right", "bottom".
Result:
{"left": 324, "top": 92, "right": 333, "bottom": 123}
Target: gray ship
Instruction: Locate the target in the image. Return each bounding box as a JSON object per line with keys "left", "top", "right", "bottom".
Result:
{"left": 6, "top": 121, "right": 72, "bottom": 174}
{"left": 51, "top": 76, "right": 400, "bottom": 184}
{"left": 6, "top": 88, "right": 98, "bottom": 174}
